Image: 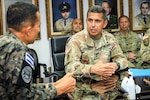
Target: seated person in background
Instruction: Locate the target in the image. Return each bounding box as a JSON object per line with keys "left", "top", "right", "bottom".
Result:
{"left": 101, "top": 0, "right": 118, "bottom": 29}
{"left": 141, "top": 28, "right": 150, "bottom": 68}
{"left": 0, "top": 2, "right": 76, "bottom": 99}
{"left": 67, "top": 18, "right": 83, "bottom": 35}
{"left": 114, "top": 15, "right": 143, "bottom": 68}
{"left": 54, "top": 1, "right": 73, "bottom": 32}
{"left": 65, "top": 5, "right": 129, "bottom": 99}
{"left": 71, "top": 18, "right": 83, "bottom": 35}
{"left": 141, "top": 28, "right": 150, "bottom": 86}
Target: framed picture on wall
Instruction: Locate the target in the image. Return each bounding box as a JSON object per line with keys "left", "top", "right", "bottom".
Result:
{"left": 0, "top": 0, "right": 40, "bottom": 39}
{"left": 89, "top": 0, "right": 123, "bottom": 33}
{"left": 129, "top": 0, "right": 150, "bottom": 33}
{"left": 45, "top": 0, "right": 83, "bottom": 38}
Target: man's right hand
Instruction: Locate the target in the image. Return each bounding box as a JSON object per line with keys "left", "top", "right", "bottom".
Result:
{"left": 90, "top": 58, "right": 117, "bottom": 77}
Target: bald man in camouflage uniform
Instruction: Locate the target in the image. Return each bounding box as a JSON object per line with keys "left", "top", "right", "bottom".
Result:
{"left": 0, "top": 2, "right": 75, "bottom": 100}
{"left": 65, "top": 6, "right": 129, "bottom": 100}
{"left": 114, "top": 15, "right": 143, "bottom": 68}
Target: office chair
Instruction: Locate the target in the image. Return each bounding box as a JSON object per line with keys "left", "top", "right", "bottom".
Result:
{"left": 50, "top": 35, "right": 70, "bottom": 100}
{"left": 29, "top": 48, "right": 49, "bottom": 83}
{"left": 50, "top": 35, "right": 70, "bottom": 82}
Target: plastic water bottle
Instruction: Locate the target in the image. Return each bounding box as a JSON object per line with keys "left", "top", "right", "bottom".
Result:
{"left": 127, "top": 76, "right": 136, "bottom": 100}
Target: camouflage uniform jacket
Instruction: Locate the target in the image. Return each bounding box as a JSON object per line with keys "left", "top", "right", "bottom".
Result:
{"left": 114, "top": 31, "right": 143, "bottom": 68}
{"left": 65, "top": 29, "right": 129, "bottom": 81}
{"left": 141, "top": 29, "right": 150, "bottom": 67}
{"left": 0, "top": 32, "right": 57, "bottom": 100}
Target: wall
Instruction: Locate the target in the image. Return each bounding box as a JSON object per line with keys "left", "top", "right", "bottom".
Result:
{"left": 28, "top": 0, "right": 128, "bottom": 77}
{"left": 28, "top": 0, "right": 53, "bottom": 77}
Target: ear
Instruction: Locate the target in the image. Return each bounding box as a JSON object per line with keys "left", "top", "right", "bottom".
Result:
{"left": 25, "top": 26, "right": 32, "bottom": 36}
{"left": 103, "top": 20, "right": 108, "bottom": 28}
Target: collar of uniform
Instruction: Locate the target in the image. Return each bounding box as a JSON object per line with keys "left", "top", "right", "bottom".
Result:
{"left": 9, "top": 31, "right": 27, "bottom": 47}
{"left": 86, "top": 30, "right": 107, "bottom": 48}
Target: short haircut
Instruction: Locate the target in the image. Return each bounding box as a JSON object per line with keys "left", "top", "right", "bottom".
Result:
{"left": 101, "top": 1, "right": 112, "bottom": 8}
{"left": 87, "top": 5, "right": 107, "bottom": 20}
{"left": 7, "top": 2, "right": 39, "bottom": 31}
{"left": 140, "top": 1, "right": 150, "bottom": 9}
{"left": 119, "top": 15, "right": 130, "bottom": 22}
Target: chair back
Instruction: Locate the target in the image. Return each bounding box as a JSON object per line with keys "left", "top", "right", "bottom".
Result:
{"left": 51, "top": 35, "right": 70, "bottom": 81}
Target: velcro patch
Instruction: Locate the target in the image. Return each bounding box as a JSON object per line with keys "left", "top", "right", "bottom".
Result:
{"left": 21, "top": 66, "right": 32, "bottom": 83}
{"left": 25, "top": 52, "right": 34, "bottom": 69}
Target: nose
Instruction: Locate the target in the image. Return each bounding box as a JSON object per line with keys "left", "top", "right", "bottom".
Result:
{"left": 91, "top": 21, "right": 96, "bottom": 27}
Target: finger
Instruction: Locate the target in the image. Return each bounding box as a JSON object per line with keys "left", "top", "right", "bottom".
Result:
{"left": 103, "top": 70, "right": 115, "bottom": 75}
{"left": 104, "top": 84, "right": 116, "bottom": 91}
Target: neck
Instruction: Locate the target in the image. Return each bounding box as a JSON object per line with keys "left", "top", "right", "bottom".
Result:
{"left": 72, "top": 31, "right": 76, "bottom": 35}
{"left": 9, "top": 28, "right": 28, "bottom": 44}
{"left": 120, "top": 30, "right": 129, "bottom": 34}
{"left": 90, "top": 34, "right": 101, "bottom": 40}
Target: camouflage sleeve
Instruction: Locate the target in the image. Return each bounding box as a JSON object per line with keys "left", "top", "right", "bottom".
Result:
{"left": 64, "top": 38, "right": 92, "bottom": 77}
{"left": 109, "top": 37, "right": 129, "bottom": 71}
{"left": 27, "top": 83, "right": 57, "bottom": 99}
{"left": 0, "top": 45, "right": 57, "bottom": 99}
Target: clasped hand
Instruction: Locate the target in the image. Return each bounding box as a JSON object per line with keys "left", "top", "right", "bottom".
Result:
{"left": 90, "top": 58, "right": 118, "bottom": 77}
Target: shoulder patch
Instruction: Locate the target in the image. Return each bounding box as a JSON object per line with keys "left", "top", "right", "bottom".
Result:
{"left": 143, "top": 35, "right": 149, "bottom": 46}
{"left": 65, "top": 45, "right": 71, "bottom": 54}
{"left": 21, "top": 66, "right": 32, "bottom": 83}
{"left": 25, "top": 52, "right": 34, "bottom": 69}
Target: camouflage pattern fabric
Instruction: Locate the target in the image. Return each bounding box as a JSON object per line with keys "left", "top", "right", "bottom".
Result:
{"left": 65, "top": 29, "right": 129, "bottom": 99}
{"left": 0, "top": 32, "right": 57, "bottom": 100}
{"left": 114, "top": 31, "right": 143, "bottom": 68}
{"left": 69, "top": 74, "right": 127, "bottom": 100}
{"left": 141, "top": 29, "right": 150, "bottom": 89}
{"left": 141, "top": 29, "right": 150, "bottom": 68}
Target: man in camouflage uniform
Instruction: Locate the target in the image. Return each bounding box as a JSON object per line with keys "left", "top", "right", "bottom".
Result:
{"left": 141, "top": 28, "right": 150, "bottom": 86}
{"left": 0, "top": 2, "right": 75, "bottom": 100}
{"left": 141, "top": 28, "right": 150, "bottom": 67}
{"left": 65, "top": 5, "right": 129, "bottom": 100}
{"left": 114, "top": 15, "right": 143, "bottom": 68}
